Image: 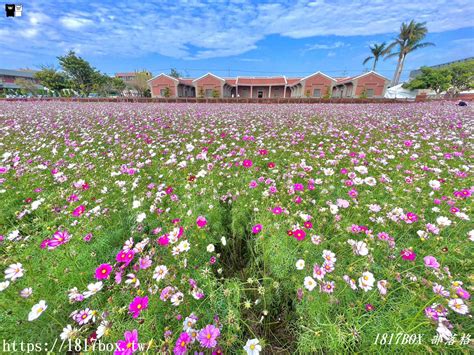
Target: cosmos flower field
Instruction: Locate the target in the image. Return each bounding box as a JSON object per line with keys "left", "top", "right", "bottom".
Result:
{"left": 0, "top": 102, "right": 472, "bottom": 353}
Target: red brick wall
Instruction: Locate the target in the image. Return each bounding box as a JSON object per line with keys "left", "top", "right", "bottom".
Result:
{"left": 355, "top": 73, "right": 387, "bottom": 97}
{"left": 149, "top": 76, "right": 177, "bottom": 97}
{"left": 194, "top": 75, "right": 223, "bottom": 97}
{"left": 303, "top": 74, "right": 333, "bottom": 97}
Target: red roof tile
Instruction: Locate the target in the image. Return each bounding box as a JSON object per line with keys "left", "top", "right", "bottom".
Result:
{"left": 237, "top": 77, "right": 287, "bottom": 85}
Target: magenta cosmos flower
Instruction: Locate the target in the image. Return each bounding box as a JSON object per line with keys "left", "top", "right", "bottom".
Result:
{"left": 116, "top": 250, "right": 135, "bottom": 265}
{"left": 293, "top": 229, "right": 306, "bottom": 241}
{"left": 129, "top": 296, "right": 149, "bottom": 318}
{"left": 114, "top": 329, "right": 139, "bottom": 355}
{"left": 196, "top": 215, "right": 207, "bottom": 228}
{"left": 272, "top": 206, "right": 282, "bottom": 215}
{"left": 404, "top": 212, "right": 418, "bottom": 224}
{"left": 95, "top": 263, "right": 112, "bottom": 280}
{"left": 47, "top": 230, "right": 71, "bottom": 250}
{"left": 243, "top": 159, "right": 253, "bottom": 168}
{"left": 252, "top": 224, "right": 262, "bottom": 234}
{"left": 400, "top": 249, "right": 416, "bottom": 261}
{"left": 174, "top": 332, "right": 191, "bottom": 355}
{"left": 198, "top": 324, "right": 220, "bottom": 348}
{"left": 423, "top": 255, "right": 440, "bottom": 269}
{"left": 72, "top": 205, "right": 85, "bottom": 217}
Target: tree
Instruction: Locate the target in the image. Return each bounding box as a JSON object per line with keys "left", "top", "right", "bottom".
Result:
{"left": 57, "top": 51, "right": 100, "bottom": 95}
{"left": 34, "top": 66, "right": 68, "bottom": 93}
{"left": 163, "top": 87, "right": 171, "bottom": 98}
{"left": 404, "top": 67, "right": 452, "bottom": 95}
{"left": 129, "top": 71, "right": 151, "bottom": 97}
{"left": 448, "top": 60, "right": 474, "bottom": 94}
{"left": 363, "top": 42, "right": 389, "bottom": 71}
{"left": 169, "top": 68, "right": 182, "bottom": 79}
{"left": 15, "top": 78, "right": 38, "bottom": 95}
{"left": 385, "top": 20, "right": 435, "bottom": 85}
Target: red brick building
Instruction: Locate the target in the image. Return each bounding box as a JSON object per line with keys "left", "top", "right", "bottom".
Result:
{"left": 147, "top": 70, "right": 390, "bottom": 99}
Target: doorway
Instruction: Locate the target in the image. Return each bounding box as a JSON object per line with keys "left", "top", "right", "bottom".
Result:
{"left": 257, "top": 90, "right": 263, "bottom": 98}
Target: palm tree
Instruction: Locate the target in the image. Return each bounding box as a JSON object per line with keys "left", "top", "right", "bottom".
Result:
{"left": 386, "top": 20, "right": 435, "bottom": 85}
{"left": 363, "top": 42, "right": 389, "bottom": 71}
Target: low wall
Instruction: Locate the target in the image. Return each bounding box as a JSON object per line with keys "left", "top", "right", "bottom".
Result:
{"left": 0, "top": 96, "right": 472, "bottom": 104}
{"left": 0, "top": 97, "right": 415, "bottom": 104}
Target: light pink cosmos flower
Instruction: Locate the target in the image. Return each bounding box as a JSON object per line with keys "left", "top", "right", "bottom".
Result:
{"left": 424, "top": 256, "right": 440, "bottom": 269}
{"left": 47, "top": 230, "right": 71, "bottom": 250}
{"left": 197, "top": 324, "right": 220, "bottom": 348}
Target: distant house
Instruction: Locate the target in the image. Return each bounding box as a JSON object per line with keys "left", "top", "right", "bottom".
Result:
{"left": 115, "top": 71, "right": 152, "bottom": 83}
{"left": 0, "top": 69, "right": 43, "bottom": 93}
{"left": 147, "top": 70, "right": 390, "bottom": 98}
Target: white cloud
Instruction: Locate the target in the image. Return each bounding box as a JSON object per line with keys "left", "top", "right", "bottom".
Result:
{"left": 60, "top": 16, "right": 93, "bottom": 30}
{"left": 0, "top": 0, "right": 473, "bottom": 61}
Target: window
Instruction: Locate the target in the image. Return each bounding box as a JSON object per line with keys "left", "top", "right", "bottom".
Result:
{"left": 160, "top": 89, "right": 167, "bottom": 97}
{"left": 257, "top": 91, "right": 263, "bottom": 98}
{"left": 205, "top": 89, "right": 213, "bottom": 98}
{"left": 366, "top": 89, "right": 374, "bottom": 98}
{"left": 313, "top": 89, "right": 321, "bottom": 98}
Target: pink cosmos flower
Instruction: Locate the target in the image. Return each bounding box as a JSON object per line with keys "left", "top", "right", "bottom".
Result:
{"left": 348, "top": 189, "right": 358, "bottom": 198}
{"left": 95, "top": 263, "right": 112, "bottom": 280}
{"left": 293, "top": 229, "right": 306, "bottom": 241}
{"left": 116, "top": 250, "right": 135, "bottom": 265}
{"left": 198, "top": 324, "right": 220, "bottom": 348}
{"left": 404, "top": 212, "right": 419, "bottom": 224}
{"left": 139, "top": 256, "right": 152, "bottom": 270}
{"left": 272, "top": 206, "right": 282, "bottom": 215}
{"left": 400, "top": 249, "right": 416, "bottom": 261}
{"left": 456, "top": 287, "right": 470, "bottom": 300}
{"left": 114, "top": 329, "right": 139, "bottom": 355}
{"left": 83, "top": 233, "right": 93, "bottom": 242}
{"left": 252, "top": 224, "right": 262, "bottom": 234}
{"left": 424, "top": 255, "right": 440, "bottom": 269}
{"left": 243, "top": 159, "right": 253, "bottom": 168}
{"left": 174, "top": 332, "right": 191, "bottom": 355}
{"left": 129, "top": 296, "right": 149, "bottom": 318}
{"left": 196, "top": 216, "right": 207, "bottom": 228}
{"left": 72, "top": 205, "right": 85, "bottom": 217}
{"left": 249, "top": 180, "right": 258, "bottom": 188}
{"left": 157, "top": 234, "right": 170, "bottom": 246}
{"left": 47, "top": 230, "right": 71, "bottom": 250}
{"left": 294, "top": 183, "right": 304, "bottom": 191}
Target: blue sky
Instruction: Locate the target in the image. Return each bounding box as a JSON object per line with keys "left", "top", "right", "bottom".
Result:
{"left": 1, "top": 0, "right": 473, "bottom": 81}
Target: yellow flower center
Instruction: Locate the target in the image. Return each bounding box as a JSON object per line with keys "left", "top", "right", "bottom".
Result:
{"left": 250, "top": 344, "right": 255, "bottom": 350}
{"left": 137, "top": 304, "right": 142, "bottom": 309}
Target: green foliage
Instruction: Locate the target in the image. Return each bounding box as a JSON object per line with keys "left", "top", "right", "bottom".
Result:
{"left": 404, "top": 67, "right": 452, "bottom": 94}
{"left": 14, "top": 78, "right": 38, "bottom": 95}
{"left": 359, "top": 89, "right": 368, "bottom": 99}
{"left": 169, "top": 68, "right": 182, "bottom": 79}
{"left": 129, "top": 71, "right": 152, "bottom": 97}
{"left": 448, "top": 60, "right": 474, "bottom": 93}
{"left": 34, "top": 67, "right": 68, "bottom": 92}
{"left": 323, "top": 87, "right": 331, "bottom": 99}
{"left": 163, "top": 87, "right": 171, "bottom": 98}
{"left": 386, "top": 20, "right": 435, "bottom": 85}
{"left": 198, "top": 87, "right": 204, "bottom": 98}
{"left": 57, "top": 51, "right": 102, "bottom": 95}
{"left": 212, "top": 89, "right": 220, "bottom": 98}
{"left": 363, "top": 42, "right": 389, "bottom": 71}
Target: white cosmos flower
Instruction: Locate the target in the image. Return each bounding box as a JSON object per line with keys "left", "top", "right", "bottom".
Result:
{"left": 153, "top": 265, "right": 168, "bottom": 281}
{"left": 83, "top": 282, "right": 103, "bottom": 298}
{"left": 96, "top": 320, "right": 111, "bottom": 339}
{"left": 60, "top": 324, "right": 79, "bottom": 340}
{"left": 295, "top": 259, "right": 305, "bottom": 270}
{"left": 436, "top": 216, "right": 452, "bottom": 227}
{"left": 0, "top": 281, "right": 10, "bottom": 291}
{"left": 348, "top": 240, "right": 369, "bottom": 256}
{"left": 171, "top": 292, "right": 184, "bottom": 306}
{"left": 20, "top": 287, "right": 33, "bottom": 298}
{"left": 429, "top": 180, "right": 441, "bottom": 189}
{"left": 448, "top": 298, "right": 469, "bottom": 314}
{"left": 136, "top": 212, "right": 146, "bottom": 223}
{"left": 221, "top": 236, "right": 227, "bottom": 246}
{"left": 304, "top": 276, "right": 317, "bottom": 291}
{"left": 358, "top": 272, "right": 375, "bottom": 292}
{"left": 243, "top": 338, "right": 262, "bottom": 355}
{"left": 206, "top": 244, "right": 215, "bottom": 253}
{"left": 5, "top": 262, "right": 24, "bottom": 281}
{"left": 436, "top": 318, "right": 452, "bottom": 341}
{"left": 28, "top": 300, "right": 47, "bottom": 321}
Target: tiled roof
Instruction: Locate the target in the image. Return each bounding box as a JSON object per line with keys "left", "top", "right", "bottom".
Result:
{"left": 179, "top": 78, "right": 194, "bottom": 85}
{"left": 286, "top": 78, "right": 301, "bottom": 85}
{"left": 236, "top": 77, "right": 287, "bottom": 85}
{"left": 0, "top": 69, "right": 37, "bottom": 78}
